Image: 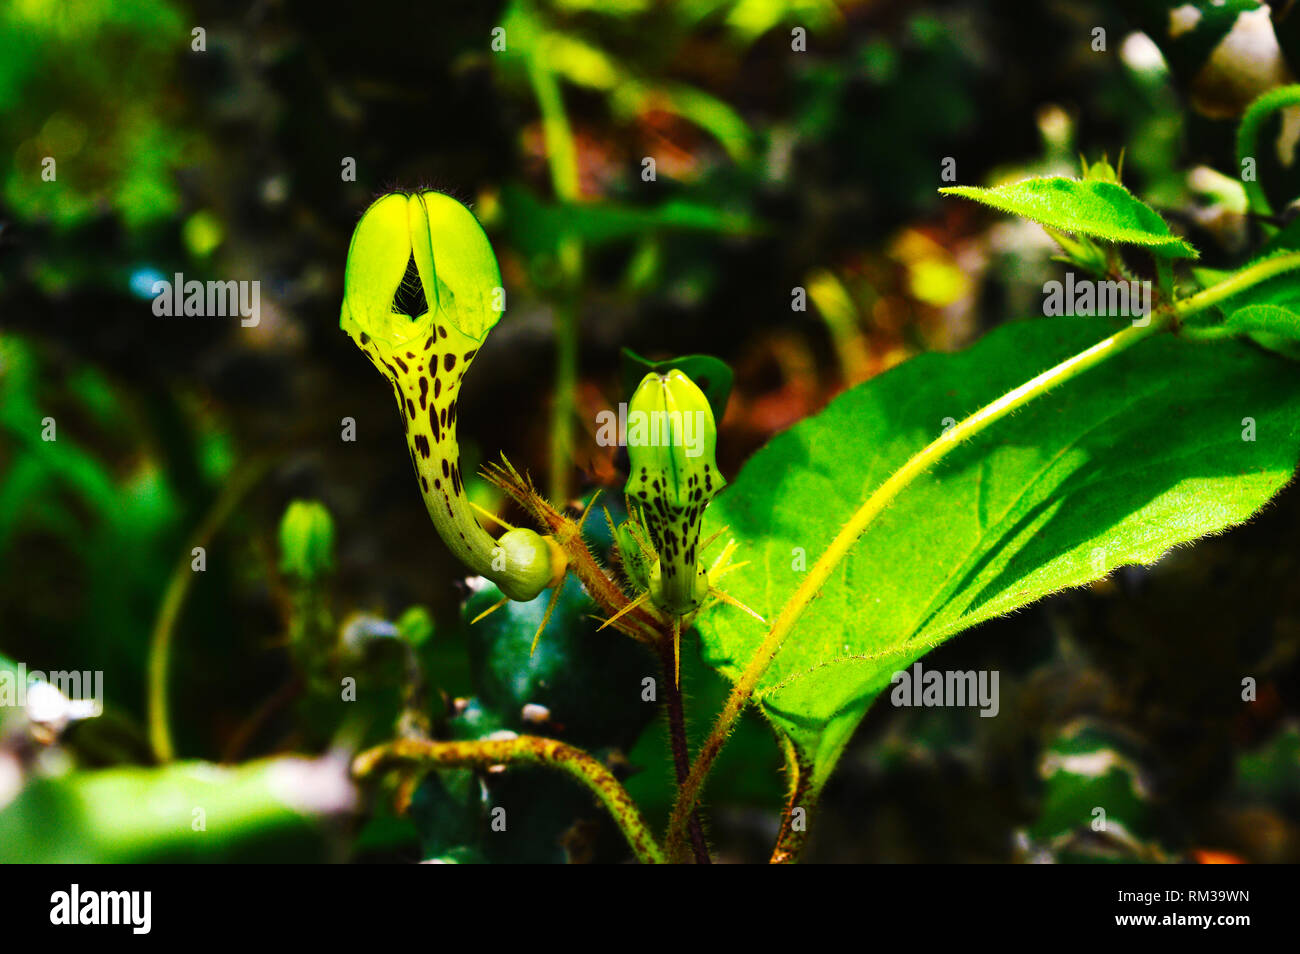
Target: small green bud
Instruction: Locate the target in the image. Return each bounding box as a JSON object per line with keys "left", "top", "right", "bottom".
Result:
{"left": 624, "top": 370, "right": 725, "bottom": 616}
{"left": 1082, "top": 155, "right": 1120, "bottom": 184}
{"left": 396, "top": 605, "right": 435, "bottom": 647}
{"left": 494, "top": 528, "right": 560, "bottom": 602}
{"left": 278, "top": 500, "right": 335, "bottom": 581}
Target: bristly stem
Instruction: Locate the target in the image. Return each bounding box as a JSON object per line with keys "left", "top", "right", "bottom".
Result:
{"left": 353, "top": 735, "right": 664, "bottom": 864}
{"left": 484, "top": 458, "right": 662, "bottom": 642}
{"left": 1174, "top": 249, "right": 1300, "bottom": 317}
{"left": 665, "top": 248, "right": 1300, "bottom": 860}
{"left": 657, "top": 639, "right": 712, "bottom": 864}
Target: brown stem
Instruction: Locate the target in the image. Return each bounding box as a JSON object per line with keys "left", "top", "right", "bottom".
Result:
{"left": 770, "top": 738, "right": 815, "bottom": 864}
{"left": 658, "top": 640, "right": 712, "bottom": 865}
{"left": 353, "top": 735, "right": 664, "bottom": 864}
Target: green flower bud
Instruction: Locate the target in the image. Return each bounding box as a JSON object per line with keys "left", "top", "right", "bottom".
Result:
{"left": 340, "top": 191, "right": 562, "bottom": 602}
{"left": 1082, "top": 155, "right": 1120, "bottom": 184}
{"left": 278, "top": 500, "right": 335, "bottom": 581}
{"left": 396, "top": 605, "right": 434, "bottom": 648}
{"left": 615, "top": 521, "right": 653, "bottom": 593}
{"left": 623, "top": 370, "right": 725, "bottom": 616}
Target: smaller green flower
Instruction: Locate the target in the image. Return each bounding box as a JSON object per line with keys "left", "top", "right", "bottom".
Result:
{"left": 278, "top": 500, "right": 335, "bottom": 582}
{"left": 396, "top": 606, "right": 435, "bottom": 648}
{"left": 623, "top": 369, "right": 725, "bottom": 617}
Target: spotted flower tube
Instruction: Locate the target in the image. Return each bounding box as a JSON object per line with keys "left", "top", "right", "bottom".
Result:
{"left": 622, "top": 370, "right": 725, "bottom": 617}
{"left": 340, "top": 191, "right": 565, "bottom": 601}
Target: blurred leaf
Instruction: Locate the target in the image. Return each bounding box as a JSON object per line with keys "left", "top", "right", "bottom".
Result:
{"left": 499, "top": 183, "right": 759, "bottom": 260}
{"left": 1235, "top": 724, "right": 1300, "bottom": 801}
{"left": 502, "top": 3, "right": 752, "bottom": 160}
{"left": 1260, "top": 216, "right": 1300, "bottom": 257}
{"left": 0, "top": 756, "right": 353, "bottom": 862}
{"left": 407, "top": 763, "right": 487, "bottom": 862}
{"left": 462, "top": 574, "right": 656, "bottom": 752}
{"left": 1023, "top": 722, "right": 1164, "bottom": 863}
{"left": 619, "top": 347, "right": 734, "bottom": 421}
{"left": 1127, "top": 0, "right": 1263, "bottom": 86}
{"left": 0, "top": 0, "right": 192, "bottom": 228}
{"left": 722, "top": 0, "right": 842, "bottom": 44}
{"left": 941, "top": 178, "right": 1198, "bottom": 258}
{"left": 612, "top": 80, "right": 753, "bottom": 162}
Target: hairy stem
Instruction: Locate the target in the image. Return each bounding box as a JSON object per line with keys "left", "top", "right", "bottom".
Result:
{"left": 353, "top": 735, "right": 664, "bottom": 864}
{"left": 657, "top": 640, "right": 712, "bottom": 864}
{"left": 1176, "top": 249, "right": 1300, "bottom": 316}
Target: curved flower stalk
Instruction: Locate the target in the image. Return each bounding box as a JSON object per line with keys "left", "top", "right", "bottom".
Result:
{"left": 340, "top": 191, "right": 565, "bottom": 601}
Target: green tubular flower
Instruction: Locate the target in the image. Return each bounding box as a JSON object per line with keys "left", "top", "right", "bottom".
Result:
{"left": 340, "top": 191, "right": 562, "bottom": 602}
{"left": 623, "top": 369, "right": 725, "bottom": 616}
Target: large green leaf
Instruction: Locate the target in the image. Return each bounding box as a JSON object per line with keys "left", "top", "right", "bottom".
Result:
{"left": 697, "top": 319, "right": 1300, "bottom": 789}
{"left": 940, "top": 178, "right": 1198, "bottom": 258}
